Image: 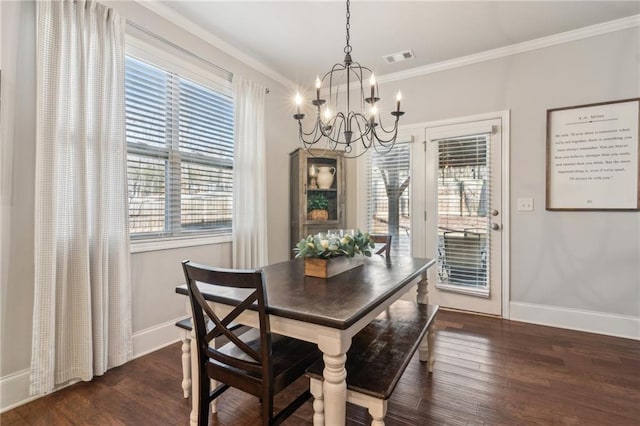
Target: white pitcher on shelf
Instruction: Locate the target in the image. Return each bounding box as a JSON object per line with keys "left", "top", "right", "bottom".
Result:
{"left": 316, "top": 166, "right": 336, "bottom": 189}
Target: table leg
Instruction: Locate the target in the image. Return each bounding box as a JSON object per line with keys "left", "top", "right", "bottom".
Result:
{"left": 416, "top": 269, "right": 429, "bottom": 305}
{"left": 417, "top": 269, "right": 431, "bottom": 362}
{"left": 319, "top": 340, "right": 348, "bottom": 426}
{"left": 428, "top": 325, "right": 436, "bottom": 373}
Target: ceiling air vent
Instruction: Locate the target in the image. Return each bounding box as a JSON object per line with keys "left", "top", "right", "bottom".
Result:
{"left": 383, "top": 49, "right": 415, "bottom": 64}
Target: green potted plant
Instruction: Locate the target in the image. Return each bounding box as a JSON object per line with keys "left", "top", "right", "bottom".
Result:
{"left": 307, "top": 193, "right": 330, "bottom": 221}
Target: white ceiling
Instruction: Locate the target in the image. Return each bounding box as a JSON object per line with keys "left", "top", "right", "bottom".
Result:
{"left": 156, "top": 1, "right": 640, "bottom": 87}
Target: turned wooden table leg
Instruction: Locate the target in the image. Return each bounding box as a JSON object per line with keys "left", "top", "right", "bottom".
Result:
{"left": 427, "top": 325, "right": 436, "bottom": 373}
{"left": 416, "top": 269, "right": 429, "bottom": 305}
{"left": 322, "top": 352, "right": 347, "bottom": 426}
{"left": 318, "top": 334, "right": 349, "bottom": 426}
{"left": 416, "top": 269, "right": 431, "bottom": 363}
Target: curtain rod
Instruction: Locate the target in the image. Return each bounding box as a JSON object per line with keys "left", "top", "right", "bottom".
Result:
{"left": 125, "top": 20, "right": 270, "bottom": 94}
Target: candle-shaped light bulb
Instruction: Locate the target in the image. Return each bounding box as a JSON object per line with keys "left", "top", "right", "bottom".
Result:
{"left": 295, "top": 92, "right": 302, "bottom": 114}
{"left": 369, "top": 73, "right": 376, "bottom": 99}
{"left": 370, "top": 105, "right": 378, "bottom": 123}
{"left": 396, "top": 91, "right": 402, "bottom": 112}
{"left": 315, "top": 76, "right": 321, "bottom": 100}
{"left": 324, "top": 107, "right": 332, "bottom": 121}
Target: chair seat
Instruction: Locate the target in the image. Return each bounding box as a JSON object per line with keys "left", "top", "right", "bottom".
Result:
{"left": 210, "top": 329, "right": 320, "bottom": 394}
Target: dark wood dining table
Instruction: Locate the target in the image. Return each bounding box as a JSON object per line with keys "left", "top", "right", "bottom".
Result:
{"left": 176, "top": 255, "right": 435, "bottom": 426}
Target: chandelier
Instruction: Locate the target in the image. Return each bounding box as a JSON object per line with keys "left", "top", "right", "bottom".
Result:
{"left": 293, "top": 0, "right": 404, "bottom": 158}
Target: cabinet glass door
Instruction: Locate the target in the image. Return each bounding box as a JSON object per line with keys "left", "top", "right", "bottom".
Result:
{"left": 306, "top": 157, "right": 338, "bottom": 222}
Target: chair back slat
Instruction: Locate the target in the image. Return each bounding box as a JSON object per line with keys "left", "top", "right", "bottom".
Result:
{"left": 203, "top": 293, "right": 262, "bottom": 363}
{"left": 371, "top": 234, "right": 392, "bottom": 257}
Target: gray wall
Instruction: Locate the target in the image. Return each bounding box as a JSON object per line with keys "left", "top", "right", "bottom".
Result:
{"left": 373, "top": 28, "right": 640, "bottom": 318}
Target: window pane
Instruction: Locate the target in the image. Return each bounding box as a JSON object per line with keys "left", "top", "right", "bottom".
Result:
{"left": 181, "top": 161, "right": 233, "bottom": 234}
{"left": 125, "top": 57, "right": 170, "bottom": 149}
{"left": 437, "top": 135, "right": 490, "bottom": 290}
{"left": 179, "top": 78, "right": 234, "bottom": 160}
{"left": 125, "top": 54, "right": 234, "bottom": 239}
{"left": 127, "top": 154, "right": 166, "bottom": 234}
{"left": 366, "top": 143, "right": 412, "bottom": 255}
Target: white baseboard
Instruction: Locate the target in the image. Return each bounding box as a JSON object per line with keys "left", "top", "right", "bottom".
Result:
{"left": 510, "top": 301, "right": 640, "bottom": 340}
{"left": 132, "top": 316, "right": 187, "bottom": 359}
{"left": 0, "top": 369, "right": 35, "bottom": 413}
{"left": 0, "top": 316, "right": 187, "bottom": 413}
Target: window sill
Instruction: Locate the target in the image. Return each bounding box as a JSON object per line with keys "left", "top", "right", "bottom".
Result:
{"left": 130, "top": 234, "right": 232, "bottom": 253}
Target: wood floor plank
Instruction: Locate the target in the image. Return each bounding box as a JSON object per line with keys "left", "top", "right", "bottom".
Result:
{"left": 3, "top": 310, "right": 639, "bottom": 425}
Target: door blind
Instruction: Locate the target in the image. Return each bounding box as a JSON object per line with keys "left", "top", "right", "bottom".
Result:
{"left": 437, "top": 134, "right": 490, "bottom": 289}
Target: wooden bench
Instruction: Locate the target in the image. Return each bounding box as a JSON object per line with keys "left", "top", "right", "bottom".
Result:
{"left": 306, "top": 300, "right": 439, "bottom": 425}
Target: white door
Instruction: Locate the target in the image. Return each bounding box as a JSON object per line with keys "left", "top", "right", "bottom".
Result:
{"left": 425, "top": 116, "right": 506, "bottom": 316}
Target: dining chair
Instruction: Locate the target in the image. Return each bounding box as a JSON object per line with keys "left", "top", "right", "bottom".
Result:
{"left": 442, "top": 229, "right": 487, "bottom": 287}
{"left": 182, "top": 260, "right": 321, "bottom": 426}
{"left": 371, "top": 234, "right": 392, "bottom": 258}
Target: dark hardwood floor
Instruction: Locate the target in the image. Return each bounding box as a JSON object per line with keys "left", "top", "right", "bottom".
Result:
{"left": 3, "top": 310, "right": 639, "bottom": 425}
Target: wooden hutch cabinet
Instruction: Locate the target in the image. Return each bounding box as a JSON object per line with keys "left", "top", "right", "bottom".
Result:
{"left": 289, "top": 148, "right": 346, "bottom": 257}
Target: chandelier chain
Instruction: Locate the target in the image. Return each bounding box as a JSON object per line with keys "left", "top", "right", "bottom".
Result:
{"left": 344, "top": 0, "right": 352, "bottom": 54}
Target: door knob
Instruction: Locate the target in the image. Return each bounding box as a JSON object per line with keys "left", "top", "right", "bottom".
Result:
{"left": 491, "top": 223, "right": 501, "bottom": 231}
{"left": 491, "top": 209, "right": 499, "bottom": 216}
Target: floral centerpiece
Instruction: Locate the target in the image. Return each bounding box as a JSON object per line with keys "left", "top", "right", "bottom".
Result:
{"left": 294, "top": 230, "right": 375, "bottom": 278}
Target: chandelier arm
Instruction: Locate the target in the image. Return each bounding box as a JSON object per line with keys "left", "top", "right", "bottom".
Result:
{"left": 348, "top": 62, "right": 373, "bottom": 111}
{"left": 352, "top": 117, "right": 373, "bottom": 151}
{"left": 370, "top": 124, "right": 400, "bottom": 145}
{"left": 347, "top": 112, "right": 374, "bottom": 144}
{"left": 378, "top": 117, "right": 398, "bottom": 134}
{"left": 298, "top": 118, "right": 326, "bottom": 146}
{"left": 325, "top": 63, "right": 346, "bottom": 112}
{"left": 372, "top": 126, "right": 397, "bottom": 154}
{"left": 319, "top": 113, "right": 352, "bottom": 146}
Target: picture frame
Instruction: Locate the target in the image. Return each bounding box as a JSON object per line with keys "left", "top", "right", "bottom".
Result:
{"left": 546, "top": 98, "right": 640, "bottom": 211}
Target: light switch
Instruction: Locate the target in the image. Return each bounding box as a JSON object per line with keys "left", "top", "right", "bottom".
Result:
{"left": 517, "top": 197, "right": 534, "bottom": 211}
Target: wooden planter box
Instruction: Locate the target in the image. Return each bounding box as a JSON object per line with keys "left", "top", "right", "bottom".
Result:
{"left": 304, "top": 256, "right": 365, "bottom": 278}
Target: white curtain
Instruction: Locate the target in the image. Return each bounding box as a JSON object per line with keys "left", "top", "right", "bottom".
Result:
{"left": 31, "top": 0, "right": 132, "bottom": 395}
{"left": 232, "top": 76, "right": 268, "bottom": 268}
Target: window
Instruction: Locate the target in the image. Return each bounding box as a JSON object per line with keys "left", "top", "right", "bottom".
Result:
{"left": 366, "top": 143, "right": 412, "bottom": 255}
{"left": 125, "top": 55, "right": 234, "bottom": 240}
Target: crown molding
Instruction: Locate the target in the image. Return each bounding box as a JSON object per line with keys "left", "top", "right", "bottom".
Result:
{"left": 131, "top": 3, "right": 638, "bottom": 90}
{"left": 379, "top": 14, "right": 640, "bottom": 85}
{"left": 133, "top": 0, "right": 296, "bottom": 90}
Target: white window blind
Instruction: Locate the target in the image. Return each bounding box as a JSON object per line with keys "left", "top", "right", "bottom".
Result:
{"left": 366, "top": 143, "right": 411, "bottom": 255}
{"left": 437, "top": 135, "right": 490, "bottom": 290}
{"left": 125, "top": 56, "right": 234, "bottom": 239}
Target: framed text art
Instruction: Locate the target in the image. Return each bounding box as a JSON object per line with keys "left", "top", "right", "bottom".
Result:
{"left": 546, "top": 98, "right": 640, "bottom": 211}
